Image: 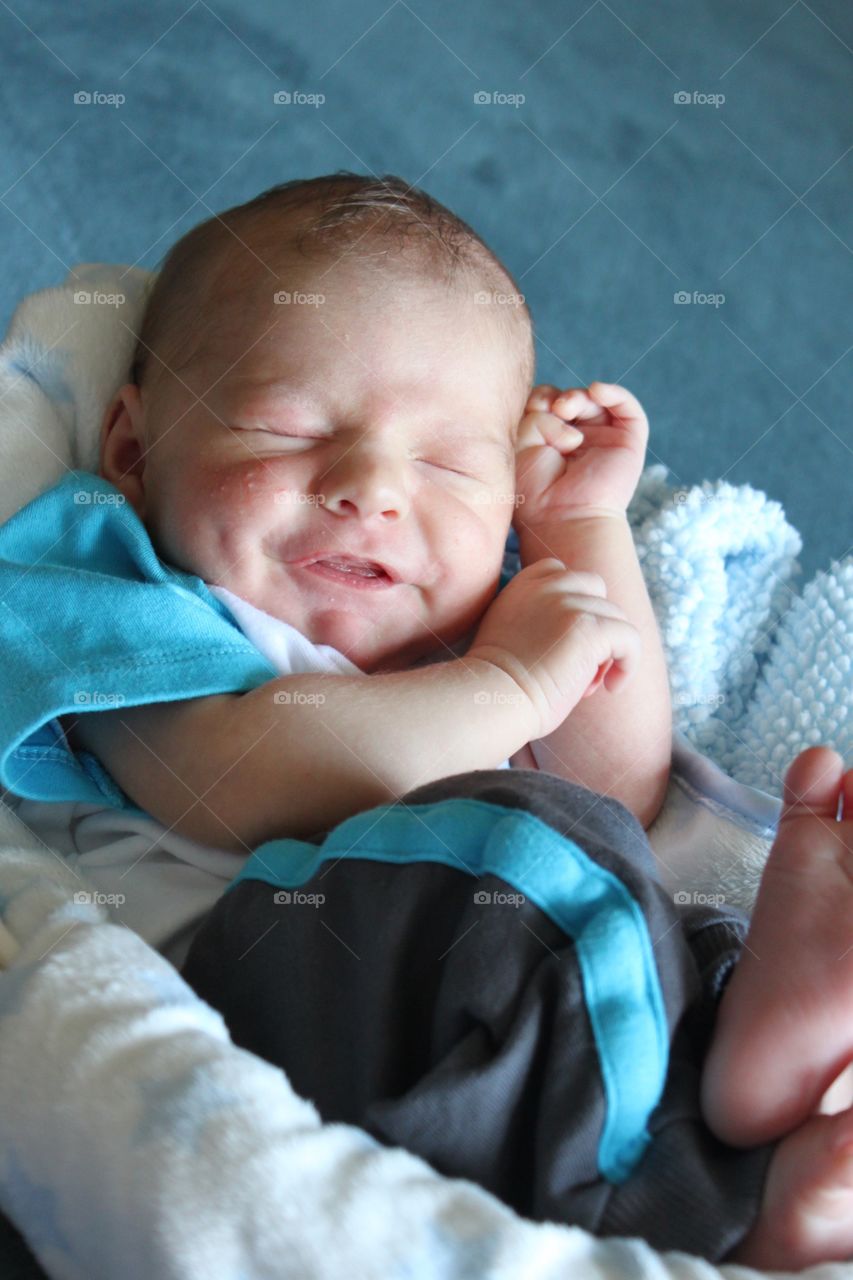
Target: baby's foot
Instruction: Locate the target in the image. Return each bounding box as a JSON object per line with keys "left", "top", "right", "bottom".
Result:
{"left": 701, "top": 745, "right": 853, "bottom": 1147}
{"left": 728, "top": 1104, "right": 853, "bottom": 1271}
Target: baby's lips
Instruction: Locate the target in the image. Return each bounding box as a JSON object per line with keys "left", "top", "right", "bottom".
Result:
{"left": 581, "top": 659, "right": 613, "bottom": 699}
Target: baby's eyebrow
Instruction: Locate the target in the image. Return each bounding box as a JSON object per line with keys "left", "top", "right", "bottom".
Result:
{"left": 229, "top": 377, "right": 321, "bottom": 407}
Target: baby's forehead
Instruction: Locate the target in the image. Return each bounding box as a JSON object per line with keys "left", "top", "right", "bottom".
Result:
{"left": 190, "top": 241, "right": 529, "bottom": 430}
{"left": 222, "top": 301, "right": 508, "bottom": 381}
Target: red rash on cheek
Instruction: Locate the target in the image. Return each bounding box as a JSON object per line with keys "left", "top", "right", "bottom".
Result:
{"left": 191, "top": 454, "right": 270, "bottom": 501}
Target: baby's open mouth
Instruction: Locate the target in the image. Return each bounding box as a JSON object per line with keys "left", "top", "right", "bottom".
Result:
{"left": 313, "top": 556, "right": 389, "bottom": 579}
{"left": 291, "top": 553, "right": 401, "bottom": 590}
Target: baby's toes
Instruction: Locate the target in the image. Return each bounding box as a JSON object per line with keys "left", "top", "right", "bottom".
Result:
{"left": 781, "top": 746, "right": 845, "bottom": 822}
{"left": 736, "top": 1109, "right": 853, "bottom": 1269}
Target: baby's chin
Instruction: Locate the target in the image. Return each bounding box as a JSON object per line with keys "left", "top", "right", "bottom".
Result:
{"left": 204, "top": 568, "right": 476, "bottom": 675}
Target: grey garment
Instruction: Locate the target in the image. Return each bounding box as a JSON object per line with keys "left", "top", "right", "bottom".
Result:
{"left": 181, "top": 768, "right": 774, "bottom": 1263}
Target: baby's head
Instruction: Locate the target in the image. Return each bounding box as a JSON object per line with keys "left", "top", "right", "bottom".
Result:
{"left": 101, "top": 172, "right": 534, "bottom": 673}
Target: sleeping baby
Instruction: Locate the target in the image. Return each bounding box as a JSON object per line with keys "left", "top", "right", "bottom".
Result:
{"left": 2, "top": 172, "right": 852, "bottom": 1269}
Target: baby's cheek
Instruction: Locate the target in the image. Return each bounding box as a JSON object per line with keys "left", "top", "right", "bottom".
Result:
{"left": 204, "top": 455, "right": 285, "bottom": 512}
{"left": 160, "top": 459, "right": 276, "bottom": 573}
{"left": 437, "top": 515, "right": 505, "bottom": 625}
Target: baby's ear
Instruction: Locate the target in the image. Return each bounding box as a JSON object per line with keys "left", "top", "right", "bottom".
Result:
{"left": 99, "top": 383, "right": 147, "bottom": 518}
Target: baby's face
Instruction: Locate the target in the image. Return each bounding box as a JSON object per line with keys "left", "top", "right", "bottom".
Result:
{"left": 112, "top": 258, "right": 525, "bottom": 673}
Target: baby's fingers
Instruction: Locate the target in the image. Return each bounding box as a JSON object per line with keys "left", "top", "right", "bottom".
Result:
{"left": 516, "top": 409, "right": 583, "bottom": 454}
{"left": 582, "top": 615, "right": 642, "bottom": 698}
{"left": 585, "top": 382, "right": 648, "bottom": 434}
{"left": 581, "top": 659, "right": 613, "bottom": 699}
{"left": 525, "top": 384, "right": 562, "bottom": 413}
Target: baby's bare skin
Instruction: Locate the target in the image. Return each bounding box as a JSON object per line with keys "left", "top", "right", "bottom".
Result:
{"left": 706, "top": 747, "right": 853, "bottom": 1269}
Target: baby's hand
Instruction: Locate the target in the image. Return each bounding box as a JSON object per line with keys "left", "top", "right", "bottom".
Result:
{"left": 468, "top": 559, "right": 642, "bottom": 740}
{"left": 515, "top": 382, "right": 649, "bottom": 526}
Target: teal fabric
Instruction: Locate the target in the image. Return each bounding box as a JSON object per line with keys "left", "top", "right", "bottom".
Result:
{"left": 0, "top": 470, "right": 277, "bottom": 808}
{"left": 229, "top": 795, "right": 670, "bottom": 1183}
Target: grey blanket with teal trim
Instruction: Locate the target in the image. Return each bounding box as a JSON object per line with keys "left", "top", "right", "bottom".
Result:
{"left": 181, "top": 766, "right": 773, "bottom": 1263}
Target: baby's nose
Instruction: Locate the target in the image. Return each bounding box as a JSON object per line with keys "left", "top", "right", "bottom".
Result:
{"left": 320, "top": 449, "right": 411, "bottom": 522}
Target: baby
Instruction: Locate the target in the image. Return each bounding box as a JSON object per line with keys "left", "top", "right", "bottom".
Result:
{"left": 9, "top": 172, "right": 852, "bottom": 1268}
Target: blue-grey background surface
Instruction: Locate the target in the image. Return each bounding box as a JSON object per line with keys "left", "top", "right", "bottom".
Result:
{"left": 1, "top": 1, "right": 851, "bottom": 586}
{"left": 0, "top": 2, "right": 850, "bottom": 1273}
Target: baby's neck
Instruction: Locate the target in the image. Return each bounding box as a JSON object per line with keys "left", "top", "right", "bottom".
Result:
{"left": 368, "top": 629, "right": 476, "bottom": 674}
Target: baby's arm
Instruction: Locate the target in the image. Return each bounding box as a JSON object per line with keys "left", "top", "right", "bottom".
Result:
{"left": 516, "top": 513, "right": 672, "bottom": 829}
{"left": 61, "top": 563, "right": 641, "bottom": 853}
{"left": 514, "top": 382, "right": 672, "bottom": 829}
{"left": 61, "top": 660, "right": 538, "bottom": 853}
